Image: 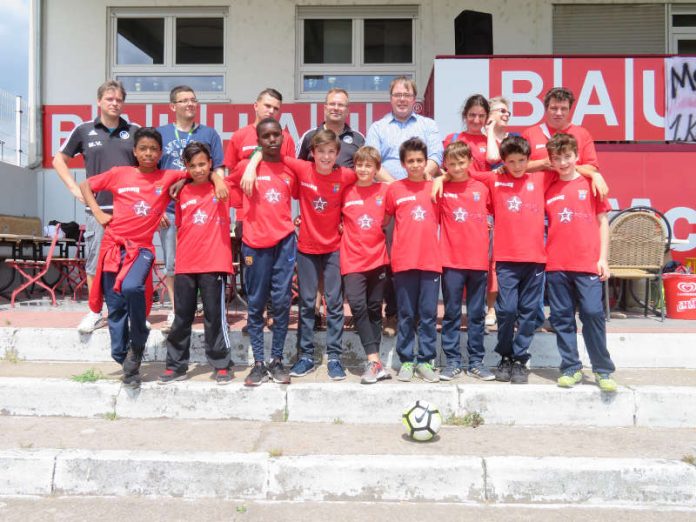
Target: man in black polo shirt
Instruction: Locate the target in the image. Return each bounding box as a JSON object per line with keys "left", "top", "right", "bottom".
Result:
{"left": 52, "top": 79, "right": 140, "bottom": 333}
{"left": 297, "top": 88, "right": 365, "bottom": 168}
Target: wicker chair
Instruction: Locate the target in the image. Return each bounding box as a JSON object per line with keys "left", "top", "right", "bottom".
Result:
{"left": 604, "top": 208, "right": 668, "bottom": 320}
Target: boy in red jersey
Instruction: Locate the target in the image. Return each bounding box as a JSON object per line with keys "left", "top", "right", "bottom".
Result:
{"left": 79, "top": 128, "right": 227, "bottom": 386}
{"left": 231, "top": 118, "right": 298, "bottom": 387}
{"left": 341, "top": 146, "right": 391, "bottom": 384}
{"left": 386, "top": 138, "right": 441, "bottom": 383}
{"left": 436, "top": 142, "right": 494, "bottom": 381}
{"left": 544, "top": 134, "right": 617, "bottom": 393}
{"left": 159, "top": 142, "right": 239, "bottom": 385}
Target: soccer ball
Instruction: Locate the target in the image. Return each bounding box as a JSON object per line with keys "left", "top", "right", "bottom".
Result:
{"left": 402, "top": 400, "right": 442, "bottom": 442}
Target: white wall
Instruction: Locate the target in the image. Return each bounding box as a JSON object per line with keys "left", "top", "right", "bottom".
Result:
{"left": 0, "top": 162, "right": 39, "bottom": 218}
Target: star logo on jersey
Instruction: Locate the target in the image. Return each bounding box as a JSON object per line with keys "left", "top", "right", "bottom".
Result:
{"left": 411, "top": 205, "right": 426, "bottom": 222}
{"left": 559, "top": 207, "right": 574, "bottom": 223}
{"left": 453, "top": 207, "right": 468, "bottom": 222}
{"left": 133, "top": 201, "right": 150, "bottom": 216}
{"left": 193, "top": 209, "right": 208, "bottom": 225}
{"left": 265, "top": 188, "right": 281, "bottom": 204}
{"left": 357, "top": 214, "right": 374, "bottom": 230}
{"left": 507, "top": 196, "right": 522, "bottom": 212}
{"left": 312, "top": 196, "right": 328, "bottom": 212}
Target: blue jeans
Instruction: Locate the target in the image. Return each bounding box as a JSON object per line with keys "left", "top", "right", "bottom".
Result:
{"left": 242, "top": 233, "right": 297, "bottom": 362}
{"left": 296, "top": 250, "right": 344, "bottom": 360}
{"left": 102, "top": 248, "right": 154, "bottom": 364}
{"left": 157, "top": 211, "right": 177, "bottom": 276}
{"left": 547, "top": 271, "right": 615, "bottom": 375}
{"left": 441, "top": 268, "right": 488, "bottom": 369}
{"left": 494, "top": 261, "right": 545, "bottom": 364}
{"left": 393, "top": 270, "right": 440, "bottom": 364}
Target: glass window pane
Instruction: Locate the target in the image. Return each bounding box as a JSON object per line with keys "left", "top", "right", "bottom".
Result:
{"left": 117, "top": 18, "right": 164, "bottom": 65}
{"left": 673, "top": 15, "right": 696, "bottom": 27}
{"left": 176, "top": 18, "right": 224, "bottom": 64}
{"left": 364, "top": 19, "right": 412, "bottom": 64}
{"left": 304, "top": 19, "right": 352, "bottom": 64}
{"left": 677, "top": 39, "right": 696, "bottom": 53}
{"left": 117, "top": 76, "right": 224, "bottom": 93}
{"left": 303, "top": 74, "right": 411, "bottom": 92}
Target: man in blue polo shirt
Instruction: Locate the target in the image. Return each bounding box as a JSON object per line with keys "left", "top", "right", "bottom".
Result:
{"left": 53, "top": 79, "right": 139, "bottom": 334}
{"left": 365, "top": 76, "right": 443, "bottom": 336}
{"left": 156, "top": 85, "right": 225, "bottom": 332}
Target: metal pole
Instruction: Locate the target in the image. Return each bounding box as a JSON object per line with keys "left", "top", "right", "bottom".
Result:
{"left": 16, "top": 95, "right": 23, "bottom": 166}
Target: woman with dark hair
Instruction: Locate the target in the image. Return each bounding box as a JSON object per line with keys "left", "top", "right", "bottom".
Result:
{"left": 442, "top": 94, "right": 490, "bottom": 172}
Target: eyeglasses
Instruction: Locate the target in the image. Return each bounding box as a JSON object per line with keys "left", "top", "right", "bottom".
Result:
{"left": 391, "top": 93, "right": 415, "bottom": 100}
{"left": 326, "top": 102, "right": 348, "bottom": 109}
{"left": 174, "top": 98, "right": 198, "bottom": 105}
{"left": 491, "top": 108, "right": 511, "bottom": 115}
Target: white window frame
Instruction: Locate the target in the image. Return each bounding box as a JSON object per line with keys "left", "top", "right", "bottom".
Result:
{"left": 296, "top": 5, "right": 419, "bottom": 101}
{"left": 108, "top": 6, "right": 229, "bottom": 102}
{"left": 668, "top": 4, "right": 696, "bottom": 53}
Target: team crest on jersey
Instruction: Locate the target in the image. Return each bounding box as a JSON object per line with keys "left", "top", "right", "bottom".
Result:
{"left": 212, "top": 196, "right": 218, "bottom": 203}
{"left": 472, "top": 192, "right": 480, "bottom": 202}
{"left": 154, "top": 186, "right": 163, "bottom": 195}
{"left": 375, "top": 196, "right": 383, "bottom": 206}
{"left": 343, "top": 135, "right": 353, "bottom": 144}
{"left": 119, "top": 130, "right": 130, "bottom": 140}
{"left": 332, "top": 183, "right": 341, "bottom": 193}
{"left": 245, "top": 256, "right": 254, "bottom": 266}
{"left": 526, "top": 182, "right": 535, "bottom": 191}
{"left": 578, "top": 190, "right": 587, "bottom": 200}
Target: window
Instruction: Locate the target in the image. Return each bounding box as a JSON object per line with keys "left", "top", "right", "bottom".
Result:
{"left": 297, "top": 6, "right": 418, "bottom": 100}
{"left": 109, "top": 7, "right": 227, "bottom": 100}
{"left": 670, "top": 5, "right": 696, "bottom": 53}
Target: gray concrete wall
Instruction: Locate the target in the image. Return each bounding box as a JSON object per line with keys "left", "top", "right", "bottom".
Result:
{"left": 0, "top": 161, "right": 39, "bottom": 218}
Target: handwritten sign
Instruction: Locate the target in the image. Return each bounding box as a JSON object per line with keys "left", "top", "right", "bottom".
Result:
{"left": 665, "top": 57, "right": 696, "bottom": 142}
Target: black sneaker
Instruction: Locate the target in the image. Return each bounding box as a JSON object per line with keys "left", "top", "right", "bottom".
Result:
{"left": 122, "top": 372, "right": 141, "bottom": 388}
{"left": 495, "top": 357, "right": 513, "bottom": 382}
{"left": 510, "top": 361, "right": 529, "bottom": 384}
{"left": 215, "top": 368, "right": 233, "bottom": 385}
{"left": 267, "top": 358, "right": 291, "bottom": 384}
{"left": 122, "top": 345, "right": 144, "bottom": 380}
{"left": 158, "top": 369, "right": 187, "bottom": 385}
{"left": 244, "top": 362, "right": 268, "bottom": 387}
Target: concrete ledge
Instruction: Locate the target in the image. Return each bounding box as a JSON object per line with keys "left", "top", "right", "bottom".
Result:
{"left": 458, "top": 384, "right": 636, "bottom": 427}
{"left": 53, "top": 450, "right": 268, "bottom": 499}
{"left": 485, "top": 456, "right": 696, "bottom": 506}
{"left": 3, "top": 449, "right": 695, "bottom": 506}
{"left": 4, "top": 326, "right": 696, "bottom": 369}
{"left": 286, "top": 383, "right": 459, "bottom": 423}
{"left": 2, "top": 378, "right": 695, "bottom": 428}
{"left": 0, "top": 378, "right": 119, "bottom": 417}
{"left": 268, "top": 455, "right": 484, "bottom": 502}
{"left": 634, "top": 386, "right": 696, "bottom": 427}
{"left": 114, "top": 382, "right": 287, "bottom": 421}
{"left": 0, "top": 449, "right": 57, "bottom": 495}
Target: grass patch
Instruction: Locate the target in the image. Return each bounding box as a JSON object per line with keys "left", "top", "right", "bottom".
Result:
{"left": 235, "top": 505, "right": 248, "bottom": 514}
{"left": 333, "top": 417, "right": 344, "bottom": 425}
{"left": 2, "top": 347, "right": 21, "bottom": 364}
{"left": 268, "top": 448, "right": 283, "bottom": 457}
{"left": 71, "top": 368, "right": 104, "bottom": 383}
{"left": 103, "top": 411, "right": 118, "bottom": 421}
{"left": 682, "top": 454, "right": 696, "bottom": 467}
{"left": 444, "top": 411, "right": 485, "bottom": 428}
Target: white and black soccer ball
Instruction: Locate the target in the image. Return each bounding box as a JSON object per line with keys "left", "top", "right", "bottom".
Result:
{"left": 402, "top": 400, "right": 442, "bottom": 442}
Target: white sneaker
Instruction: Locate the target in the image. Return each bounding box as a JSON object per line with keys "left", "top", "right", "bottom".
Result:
{"left": 485, "top": 310, "right": 497, "bottom": 327}
{"left": 77, "top": 310, "right": 106, "bottom": 334}
{"left": 162, "top": 311, "right": 175, "bottom": 333}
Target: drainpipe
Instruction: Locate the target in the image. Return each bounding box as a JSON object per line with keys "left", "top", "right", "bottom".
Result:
{"left": 27, "top": 0, "right": 42, "bottom": 169}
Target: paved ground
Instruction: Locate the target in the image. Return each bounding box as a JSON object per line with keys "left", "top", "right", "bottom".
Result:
{"left": 2, "top": 360, "right": 696, "bottom": 386}
{"left": 1, "top": 416, "right": 696, "bottom": 459}
{"left": 1, "top": 497, "right": 694, "bottom": 522}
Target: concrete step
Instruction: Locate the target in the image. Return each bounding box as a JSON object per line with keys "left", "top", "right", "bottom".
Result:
{"left": 1, "top": 362, "right": 694, "bottom": 427}
{"left": 2, "top": 325, "right": 696, "bottom": 368}
{"left": 1, "top": 417, "right": 695, "bottom": 507}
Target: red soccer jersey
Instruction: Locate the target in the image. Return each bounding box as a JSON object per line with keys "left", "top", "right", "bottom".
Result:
{"left": 228, "top": 160, "right": 297, "bottom": 249}
{"left": 340, "top": 183, "right": 389, "bottom": 275}
{"left": 174, "top": 182, "right": 239, "bottom": 274}
{"left": 284, "top": 156, "right": 357, "bottom": 254}
{"left": 87, "top": 166, "right": 186, "bottom": 246}
{"left": 472, "top": 170, "right": 556, "bottom": 264}
{"left": 385, "top": 179, "right": 441, "bottom": 273}
{"left": 545, "top": 175, "right": 611, "bottom": 273}
{"left": 439, "top": 178, "right": 491, "bottom": 270}
{"left": 443, "top": 132, "right": 490, "bottom": 172}
{"left": 522, "top": 123, "right": 599, "bottom": 169}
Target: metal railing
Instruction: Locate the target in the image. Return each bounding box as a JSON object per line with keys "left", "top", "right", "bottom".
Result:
{"left": 0, "top": 88, "right": 28, "bottom": 167}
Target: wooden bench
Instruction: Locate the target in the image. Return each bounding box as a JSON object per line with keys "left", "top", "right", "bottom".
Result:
{"left": 0, "top": 214, "right": 42, "bottom": 236}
